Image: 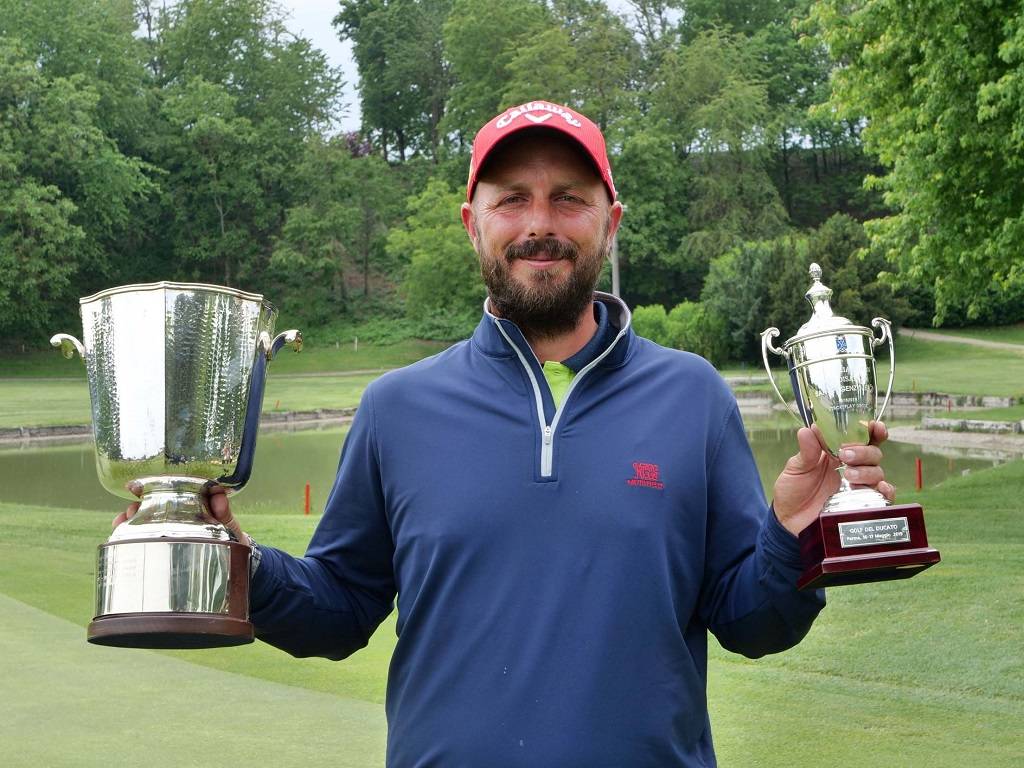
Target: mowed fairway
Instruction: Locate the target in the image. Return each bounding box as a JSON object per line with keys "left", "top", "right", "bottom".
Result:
{"left": 1, "top": 462, "right": 1022, "bottom": 764}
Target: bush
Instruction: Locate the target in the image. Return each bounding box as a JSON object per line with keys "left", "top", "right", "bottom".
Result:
{"left": 631, "top": 304, "right": 670, "bottom": 345}
{"left": 390, "top": 179, "right": 485, "bottom": 323}
{"left": 700, "top": 215, "right": 912, "bottom": 363}
{"left": 631, "top": 301, "right": 729, "bottom": 365}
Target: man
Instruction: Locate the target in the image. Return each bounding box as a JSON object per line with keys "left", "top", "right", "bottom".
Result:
{"left": 120, "top": 100, "right": 893, "bottom": 766}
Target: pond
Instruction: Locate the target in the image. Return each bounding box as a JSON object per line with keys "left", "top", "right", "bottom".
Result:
{"left": 0, "top": 412, "right": 1012, "bottom": 516}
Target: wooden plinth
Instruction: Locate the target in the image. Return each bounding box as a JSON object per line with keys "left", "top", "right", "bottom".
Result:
{"left": 88, "top": 613, "right": 254, "bottom": 648}
{"left": 797, "top": 503, "right": 940, "bottom": 590}
{"left": 89, "top": 537, "right": 253, "bottom": 649}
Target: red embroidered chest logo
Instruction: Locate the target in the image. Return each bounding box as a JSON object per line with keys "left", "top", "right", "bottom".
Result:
{"left": 627, "top": 462, "right": 665, "bottom": 490}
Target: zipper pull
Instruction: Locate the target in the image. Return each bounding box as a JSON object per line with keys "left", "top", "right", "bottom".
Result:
{"left": 543, "top": 425, "right": 552, "bottom": 445}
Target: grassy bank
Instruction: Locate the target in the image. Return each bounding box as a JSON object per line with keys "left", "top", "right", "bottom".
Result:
{"left": 0, "top": 373, "right": 383, "bottom": 429}
{"left": 709, "top": 334, "right": 1024, "bottom": 400}
{"left": 0, "top": 338, "right": 449, "bottom": 380}
{"left": 916, "top": 323, "right": 1024, "bottom": 345}
{"left": 0, "top": 339, "right": 450, "bottom": 429}
{"left": 893, "top": 336, "right": 1024, "bottom": 397}
{"left": 4, "top": 334, "right": 1024, "bottom": 430}
{"left": 943, "top": 403, "right": 1024, "bottom": 422}
{"left": 1, "top": 459, "right": 1021, "bottom": 765}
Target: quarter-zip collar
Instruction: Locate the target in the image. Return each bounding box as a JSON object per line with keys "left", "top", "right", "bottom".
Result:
{"left": 472, "top": 292, "right": 633, "bottom": 369}
{"left": 472, "top": 292, "right": 634, "bottom": 479}
{"left": 561, "top": 300, "right": 613, "bottom": 373}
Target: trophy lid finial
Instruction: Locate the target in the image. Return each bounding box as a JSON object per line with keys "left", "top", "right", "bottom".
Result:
{"left": 789, "top": 263, "right": 855, "bottom": 339}
{"left": 805, "top": 262, "right": 833, "bottom": 312}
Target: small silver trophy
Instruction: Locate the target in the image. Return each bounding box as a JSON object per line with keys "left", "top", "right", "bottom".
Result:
{"left": 52, "top": 282, "right": 301, "bottom": 647}
{"left": 761, "top": 264, "right": 939, "bottom": 589}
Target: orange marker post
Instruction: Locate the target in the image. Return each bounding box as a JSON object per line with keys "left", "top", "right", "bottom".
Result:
{"left": 304, "top": 483, "right": 311, "bottom": 515}
{"left": 915, "top": 458, "right": 923, "bottom": 491}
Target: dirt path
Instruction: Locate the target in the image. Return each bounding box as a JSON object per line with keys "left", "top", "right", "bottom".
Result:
{"left": 899, "top": 327, "right": 1024, "bottom": 352}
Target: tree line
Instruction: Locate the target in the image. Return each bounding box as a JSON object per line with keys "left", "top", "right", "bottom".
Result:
{"left": 2, "top": 0, "right": 1022, "bottom": 362}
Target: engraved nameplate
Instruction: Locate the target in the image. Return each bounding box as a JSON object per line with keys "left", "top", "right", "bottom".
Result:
{"left": 838, "top": 517, "right": 911, "bottom": 548}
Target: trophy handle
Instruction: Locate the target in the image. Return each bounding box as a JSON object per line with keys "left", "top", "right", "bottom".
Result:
{"left": 260, "top": 329, "right": 303, "bottom": 361}
{"left": 50, "top": 333, "right": 85, "bottom": 360}
{"left": 760, "top": 327, "right": 803, "bottom": 424}
{"left": 871, "top": 317, "right": 895, "bottom": 421}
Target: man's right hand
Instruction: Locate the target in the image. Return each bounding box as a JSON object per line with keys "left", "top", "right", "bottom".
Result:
{"left": 111, "top": 484, "right": 250, "bottom": 544}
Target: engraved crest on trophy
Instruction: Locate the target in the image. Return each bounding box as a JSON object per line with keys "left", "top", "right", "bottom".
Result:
{"left": 52, "top": 282, "right": 301, "bottom": 647}
{"left": 761, "top": 264, "right": 940, "bottom": 589}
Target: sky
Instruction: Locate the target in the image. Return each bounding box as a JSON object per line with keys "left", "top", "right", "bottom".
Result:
{"left": 278, "top": 0, "right": 361, "bottom": 131}
{"left": 278, "top": 0, "right": 646, "bottom": 134}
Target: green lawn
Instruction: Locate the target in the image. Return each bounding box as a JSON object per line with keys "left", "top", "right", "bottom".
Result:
{"left": 0, "top": 378, "right": 93, "bottom": 428}
{"left": 916, "top": 323, "right": 1024, "bottom": 345}
{"left": 4, "top": 334, "right": 1024, "bottom": 430}
{"left": 264, "top": 337, "right": 450, "bottom": 375}
{"left": 0, "top": 338, "right": 450, "bottom": 428}
{"left": 943, "top": 403, "right": 1024, "bottom": 422}
{"left": 0, "top": 373, "right": 382, "bottom": 428}
{"left": 0, "top": 338, "right": 450, "bottom": 380}
{"left": 891, "top": 335, "right": 1024, "bottom": 397}
{"left": 264, "top": 373, "right": 381, "bottom": 414}
{"left": 1, "top": 459, "right": 1021, "bottom": 765}
{"left": 723, "top": 333, "right": 1024, "bottom": 398}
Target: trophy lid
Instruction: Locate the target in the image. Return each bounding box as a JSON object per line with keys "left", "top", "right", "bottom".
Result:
{"left": 792, "top": 263, "right": 855, "bottom": 339}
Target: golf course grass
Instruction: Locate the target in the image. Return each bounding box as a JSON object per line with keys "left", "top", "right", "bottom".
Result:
{"left": 2, "top": 458, "right": 1021, "bottom": 766}
{"left": 918, "top": 323, "right": 1024, "bottom": 345}
{"left": 2, "top": 332, "right": 1022, "bottom": 764}
{"left": 5, "top": 334, "right": 1024, "bottom": 430}
{"left": 943, "top": 403, "right": 1024, "bottom": 422}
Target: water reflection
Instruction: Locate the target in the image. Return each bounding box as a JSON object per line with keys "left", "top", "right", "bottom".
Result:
{"left": 0, "top": 426, "right": 346, "bottom": 514}
{"left": 0, "top": 418, "right": 1013, "bottom": 513}
{"left": 741, "top": 414, "right": 1012, "bottom": 494}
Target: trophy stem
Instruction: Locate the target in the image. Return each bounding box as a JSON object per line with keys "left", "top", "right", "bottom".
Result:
{"left": 111, "top": 486, "right": 236, "bottom": 542}
{"left": 836, "top": 465, "right": 852, "bottom": 494}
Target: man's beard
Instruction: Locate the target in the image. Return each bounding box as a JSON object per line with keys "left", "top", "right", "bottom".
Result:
{"left": 480, "top": 235, "right": 607, "bottom": 340}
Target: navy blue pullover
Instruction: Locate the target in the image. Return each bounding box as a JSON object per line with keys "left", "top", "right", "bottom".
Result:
{"left": 250, "top": 293, "right": 825, "bottom": 767}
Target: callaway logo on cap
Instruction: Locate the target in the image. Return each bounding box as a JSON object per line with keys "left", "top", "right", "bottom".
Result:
{"left": 466, "top": 100, "right": 616, "bottom": 202}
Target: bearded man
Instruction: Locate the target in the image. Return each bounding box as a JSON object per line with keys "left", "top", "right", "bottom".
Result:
{"left": 120, "top": 101, "right": 893, "bottom": 766}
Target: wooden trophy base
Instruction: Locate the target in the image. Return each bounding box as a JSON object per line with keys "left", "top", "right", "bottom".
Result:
{"left": 797, "top": 503, "right": 940, "bottom": 590}
{"left": 89, "top": 537, "right": 253, "bottom": 649}
{"left": 88, "top": 613, "right": 254, "bottom": 649}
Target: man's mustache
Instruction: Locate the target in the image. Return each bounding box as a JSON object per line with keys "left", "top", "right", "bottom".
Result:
{"left": 504, "top": 237, "right": 579, "bottom": 263}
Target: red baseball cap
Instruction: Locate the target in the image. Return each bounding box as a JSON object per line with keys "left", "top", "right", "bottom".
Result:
{"left": 466, "top": 100, "right": 616, "bottom": 202}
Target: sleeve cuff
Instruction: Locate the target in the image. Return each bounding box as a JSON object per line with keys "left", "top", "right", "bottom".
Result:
{"left": 249, "top": 544, "right": 286, "bottom": 614}
{"left": 761, "top": 505, "right": 806, "bottom": 572}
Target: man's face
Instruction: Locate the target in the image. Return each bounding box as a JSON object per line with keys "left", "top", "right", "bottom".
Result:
{"left": 461, "top": 133, "right": 622, "bottom": 339}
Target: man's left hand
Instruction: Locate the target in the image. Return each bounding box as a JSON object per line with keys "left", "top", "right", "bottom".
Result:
{"left": 772, "top": 421, "right": 895, "bottom": 537}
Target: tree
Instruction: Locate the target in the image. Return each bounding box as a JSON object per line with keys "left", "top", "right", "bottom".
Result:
{"left": 0, "top": 37, "right": 156, "bottom": 342}
{"left": 649, "top": 28, "right": 789, "bottom": 298}
{"left": 336, "top": 0, "right": 452, "bottom": 162}
{"left": 441, "top": 0, "right": 550, "bottom": 140}
{"left": 614, "top": 122, "right": 696, "bottom": 306}
{"left": 701, "top": 236, "right": 801, "bottom": 361}
{"left": 390, "top": 179, "right": 483, "bottom": 337}
{"left": 701, "top": 215, "right": 910, "bottom": 363}
{"left": 271, "top": 138, "right": 403, "bottom": 323}
{"left": 152, "top": 0, "right": 343, "bottom": 287}
{"left": 548, "top": 0, "right": 640, "bottom": 131}
{"left": 158, "top": 77, "right": 261, "bottom": 286}
{"left": 0, "top": 0, "right": 151, "bottom": 148}
{"left": 812, "top": 0, "right": 1024, "bottom": 324}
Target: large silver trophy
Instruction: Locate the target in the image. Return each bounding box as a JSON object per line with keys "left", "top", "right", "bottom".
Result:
{"left": 52, "top": 282, "right": 301, "bottom": 648}
{"left": 761, "top": 264, "right": 939, "bottom": 589}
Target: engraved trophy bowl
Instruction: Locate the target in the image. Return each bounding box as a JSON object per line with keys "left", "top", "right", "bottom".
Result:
{"left": 52, "top": 282, "right": 301, "bottom": 648}
{"left": 760, "top": 264, "right": 939, "bottom": 589}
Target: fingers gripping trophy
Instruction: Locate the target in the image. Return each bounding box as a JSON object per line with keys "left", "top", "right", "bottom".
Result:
{"left": 762, "top": 264, "right": 940, "bottom": 590}
{"left": 52, "top": 282, "right": 300, "bottom": 648}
